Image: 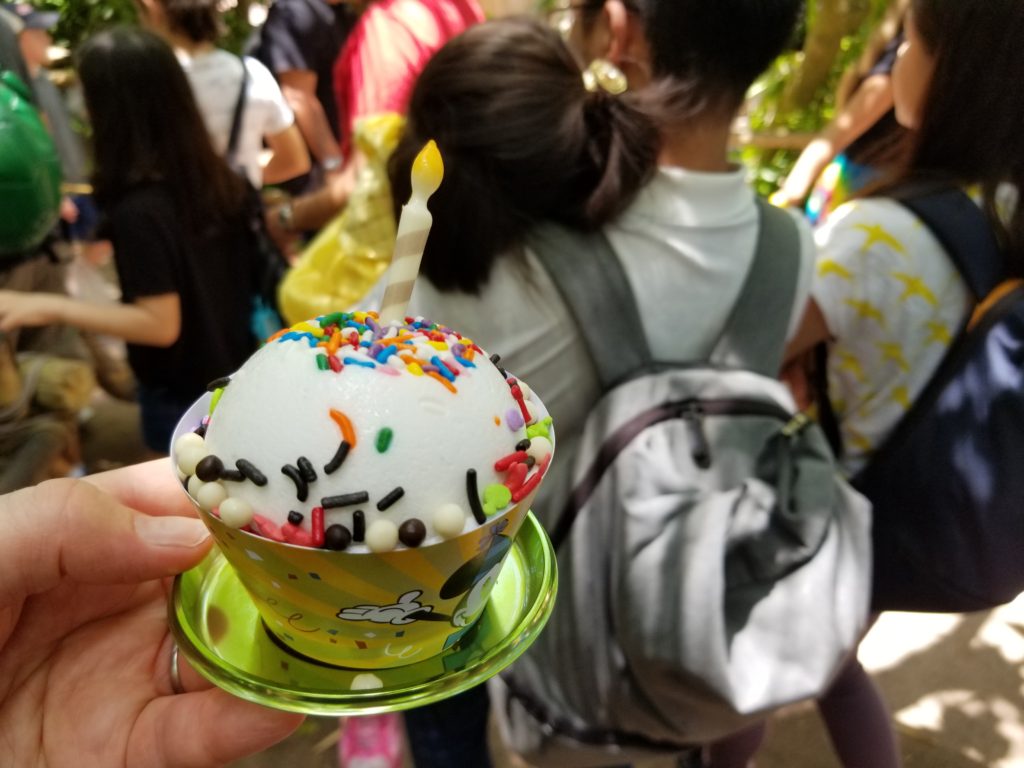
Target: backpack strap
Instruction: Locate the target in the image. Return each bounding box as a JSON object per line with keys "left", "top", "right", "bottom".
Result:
{"left": 892, "top": 186, "right": 1004, "bottom": 299}
{"left": 530, "top": 199, "right": 802, "bottom": 386}
{"left": 709, "top": 198, "right": 803, "bottom": 375}
{"left": 226, "top": 57, "right": 249, "bottom": 168}
{"left": 529, "top": 224, "right": 652, "bottom": 390}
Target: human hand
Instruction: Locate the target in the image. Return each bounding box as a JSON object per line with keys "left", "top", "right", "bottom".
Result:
{"left": 264, "top": 204, "right": 301, "bottom": 260}
{"left": 769, "top": 187, "right": 804, "bottom": 209}
{"left": 0, "top": 460, "right": 304, "bottom": 767}
{"left": 0, "top": 290, "right": 64, "bottom": 332}
{"left": 60, "top": 196, "right": 80, "bottom": 224}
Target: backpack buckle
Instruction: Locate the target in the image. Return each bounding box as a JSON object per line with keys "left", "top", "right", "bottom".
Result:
{"left": 781, "top": 412, "right": 810, "bottom": 438}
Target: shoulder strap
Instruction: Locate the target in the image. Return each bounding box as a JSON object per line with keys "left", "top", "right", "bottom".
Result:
{"left": 530, "top": 198, "right": 803, "bottom": 386}
{"left": 710, "top": 197, "right": 803, "bottom": 375}
{"left": 529, "top": 224, "right": 652, "bottom": 390}
{"left": 226, "top": 56, "right": 248, "bottom": 166}
{"left": 892, "top": 186, "right": 1004, "bottom": 299}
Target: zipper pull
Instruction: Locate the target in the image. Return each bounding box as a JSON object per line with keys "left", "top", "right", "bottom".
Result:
{"left": 680, "top": 403, "right": 712, "bottom": 469}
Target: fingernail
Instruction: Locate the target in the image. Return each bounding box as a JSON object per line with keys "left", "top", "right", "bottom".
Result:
{"left": 136, "top": 516, "right": 211, "bottom": 548}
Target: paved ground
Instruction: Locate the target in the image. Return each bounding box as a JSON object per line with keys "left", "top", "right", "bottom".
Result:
{"left": 232, "top": 594, "right": 1024, "bottom": 767}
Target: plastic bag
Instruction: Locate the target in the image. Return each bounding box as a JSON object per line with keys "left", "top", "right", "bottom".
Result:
{"left": 279, "top": 113, "right": 404, "bottom": 324}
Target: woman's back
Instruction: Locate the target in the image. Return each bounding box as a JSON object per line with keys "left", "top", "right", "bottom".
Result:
{"left": 105, "top": 182, "right": 257, "bottom": 399}
{"left": 177, "top": 49, "right": 294, "bottom": 187}
{"left": 386, "top": 164, "right": 814, "bottom": 531}
{"left": 810, "top": 196, "right": 970, "bottom": 474}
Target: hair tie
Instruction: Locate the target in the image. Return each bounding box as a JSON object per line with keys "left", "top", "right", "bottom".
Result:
{"left": 583, "top": 59, "right": 628, "bottom": 95}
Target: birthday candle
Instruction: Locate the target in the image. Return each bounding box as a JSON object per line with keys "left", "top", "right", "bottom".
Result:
{"left": 379, "top": 140, "right": 444, "bottom": 323}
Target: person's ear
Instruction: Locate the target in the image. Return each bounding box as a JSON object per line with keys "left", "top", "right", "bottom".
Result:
{"left": 134, "top": 0, "right": 162, "bottom": 28}
{"left": 604, "top": 0, "right": 631, "bottom": 64}
{"left": 604, "top": 0, "right": 652, "bottom": 86}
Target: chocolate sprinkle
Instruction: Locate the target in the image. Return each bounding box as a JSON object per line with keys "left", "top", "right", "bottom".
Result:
{"left": 220, "top": 469, "right": 245, "bottom": 482}
{"left": 323, "top": 440, "right": 351, "bottom": 475}
{"left": 489, "top": 353, "right": 501, "bottom": 365}
{"left": 324, "top": 524, "right": 352, "bottom": 551}
{"left": 288, "top": 511, "right": 304, "bottom": 526}
{"left": 195, "top": 454, "right": 224, "bottom": 482}
{"left": 515, "top": 438, "right": 531, "bottom": 452}
{"left": 322, "top": 491, "right": 370, "bottom": 509}
{"left": 193, "top": 424, "right": 207, "bottom": 438}
{"left": 282, "top": 464, "right": 308, "bottom": 502}
{"left": 297, "top": 456, "right": 317, "bottom": 483}
{"left": 525, "top": 455, "right": 537, "bottom": 468}
{"left": 206, "top": 376, "right": 231, "bottom": 392}
{"left": 466, "top": 469, "right": 487, "bottom": 524}
{"left": 236, "top": 459, "right": 268, "bottom": 486}
{"left": 376, "top": 486, "right": 405, "bottom": 511}
{"left": 352, "top": 510, "right": 365, "bottom": 541}
{"left": 399, "top": 518, "right": 426, "bottom": 548}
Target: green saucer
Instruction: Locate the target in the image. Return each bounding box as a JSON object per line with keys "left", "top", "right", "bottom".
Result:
{"left": 168, "top": 513, "right": 557, "bottom": 715}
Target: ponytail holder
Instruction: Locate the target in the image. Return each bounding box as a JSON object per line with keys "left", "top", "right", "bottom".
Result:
{"left": 582, "top": 59, "right": 628, "bottom": 96}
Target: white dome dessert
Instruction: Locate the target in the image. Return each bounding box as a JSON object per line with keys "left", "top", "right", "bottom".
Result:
{"left": 174, "top": 311, "right": 553, "bottom": 553}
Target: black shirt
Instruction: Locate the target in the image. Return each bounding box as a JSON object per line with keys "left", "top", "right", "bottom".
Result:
{"left": 249, "top": 0, "right": 357, "bottom": 141}
{"left": 108, "top": 183, "right": 258, "bottom": 400}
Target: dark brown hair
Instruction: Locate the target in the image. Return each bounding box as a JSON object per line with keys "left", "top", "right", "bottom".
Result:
{"left": 898, "top": 0, "right": 1024, "bottom": 274}
{"left": 389, "top": 16, "right": 659, "bottom": 294}
{"left": 77, "top": 26, "right": 246, "bottom": 235}
{"left": 578, "top": 0, "right": 804, "bottom": 118}
{"left": 159, "top": 0, "right": 223, "bottom": 44}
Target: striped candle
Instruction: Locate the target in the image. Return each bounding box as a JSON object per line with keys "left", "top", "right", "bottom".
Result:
{"left": 379, "top": 140, "right": 444, "bottom": 323}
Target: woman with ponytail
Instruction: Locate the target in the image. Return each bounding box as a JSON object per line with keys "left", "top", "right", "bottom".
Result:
{"left": 376, "top": 7, "right": 820, "bottom": 767}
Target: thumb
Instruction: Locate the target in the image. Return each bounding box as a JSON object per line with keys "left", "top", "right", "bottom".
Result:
{"left": 0, "top": 477, "right": 211, "bottom": 605}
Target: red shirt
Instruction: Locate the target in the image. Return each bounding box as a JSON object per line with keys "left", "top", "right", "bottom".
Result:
{"left": 332, "top": 0, "right": 484, "bottom": 157}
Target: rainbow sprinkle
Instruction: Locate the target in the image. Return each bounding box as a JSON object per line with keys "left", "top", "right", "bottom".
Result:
{"left": 272, "top": 311, "right": 487, "bottom": 395}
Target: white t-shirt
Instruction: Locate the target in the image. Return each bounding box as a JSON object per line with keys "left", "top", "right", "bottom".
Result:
{"left": 177, "top": 49, "right": 294, "bottom": 188}
{"left": 364, "top": 165, "right": 815, "bottom": 528}
{"left": 811, "top": 198, "right": 971, "bottom": 475}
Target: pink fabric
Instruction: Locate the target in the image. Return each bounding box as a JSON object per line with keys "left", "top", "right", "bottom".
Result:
{"left": 332, "top": 0, "right": 484, "bottom": 157}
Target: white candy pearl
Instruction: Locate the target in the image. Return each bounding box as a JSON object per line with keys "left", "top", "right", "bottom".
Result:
{"left": 196, "top": 481, "right": 228, "bottom": 512}
{"left": 218, "top": 497, "right": 254, "bottom": 528}
{"left": 176, "top": 445, "right": 208, "bottom": 477}
{"left": 173, "top": 432, "right": 204, "bottom": 456}
{"left": 526, "top": 436, "right": 553, "bottom": 464}
{"left": 518, "top": 380, "right": 532, "bottom": 400}
{"left": 187, "top": 475, "right": 205, "bottom": 498}
{"left": 366, "top": 519, "right": 399, "bottom": 552}
{"left": 432, "top": 504, "right": 466, "bottom": 539}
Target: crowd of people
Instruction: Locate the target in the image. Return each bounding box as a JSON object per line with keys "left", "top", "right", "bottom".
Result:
{"left": 0, "top": 0, "right": 1022, "bottom": 766}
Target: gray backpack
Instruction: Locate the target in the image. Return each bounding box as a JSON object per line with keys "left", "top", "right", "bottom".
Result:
{"left": 497, "top": 202, "right": 872, "bottom": 764}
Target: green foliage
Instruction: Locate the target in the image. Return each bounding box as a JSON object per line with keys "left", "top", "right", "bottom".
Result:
{"left": 741, "top": 0, "right": 896, "bottom": 196}
{"left": 27, "top": 0, "right": 253, "bottom": 53}
{"left": 33, "top": 0, "right": 137, "bottom": 50}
